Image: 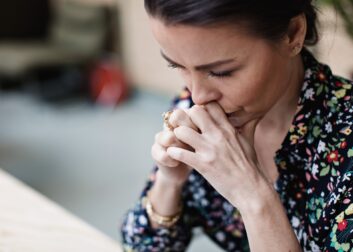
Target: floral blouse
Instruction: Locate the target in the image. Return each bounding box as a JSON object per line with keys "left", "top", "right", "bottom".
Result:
{"left": 121, "top": 49, "right": 353, "bottom": 252}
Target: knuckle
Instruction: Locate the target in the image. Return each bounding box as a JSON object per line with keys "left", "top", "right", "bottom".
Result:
{"left": 154, "top": 148, "right": 167, "bottom": 163}
{"left": 151, "top": 145, "right": 178, "bottom": 167}
{"left": 213, "top": 129, "right": 226, "bottom": 142}
{"left": 160, "top": 151, "right": 174, "bottom": 165}
{"left": 157, "top": 131, "right": 174, "bottom": 147}
{"left": 208, "top": 148, "right": 217, "bottom": 163}
{"left": 169, "top": 109, "right": 188, "bottom": 127}
{"left": 169, "top": 109, "right": 182, "bottom": 127}
{"left": 158, "top": 151, "right": 168, "bottom": 163}
{"left": 203, "top": 152, "right": 216, "bottom": 166}
{"left": 166, "top": 132, "right": 177, "bottom": 146}
{"left": 169, "top": 109, "right": 182, "bottom": 122}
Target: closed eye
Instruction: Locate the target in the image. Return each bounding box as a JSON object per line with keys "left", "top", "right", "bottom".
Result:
{"left": 167, "top": 63, "right": 235, "bottom": 79}
{"left": 208, "top": 70, "right": 234, "bottom": 78}
{"left": 167, "top": 63, "right": 183, "bottom": 69}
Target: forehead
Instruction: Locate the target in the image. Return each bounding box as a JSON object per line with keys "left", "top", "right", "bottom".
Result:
{"left": 149, "top": 17, "right": 258, "bottom": 64}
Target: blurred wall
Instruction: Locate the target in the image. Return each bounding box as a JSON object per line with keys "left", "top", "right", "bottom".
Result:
{"left": 116, "top": 1, "right": 353, "bottom": 95}
{"left": 316, "top": 7, "right": 353, "bottom": 80}
{"left": 116, "top": 0, "right": 184, "bottom": 96}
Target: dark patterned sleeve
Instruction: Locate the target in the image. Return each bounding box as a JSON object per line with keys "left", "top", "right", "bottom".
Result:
{"left": 322, "top": 137, "right": 353, "bottom": 251}
{"left": 121, "top": 167, "right": 197, "bottom": 252}
{"left": 120, "top": 89, "right": 196, "bottom": 251}
{"left": 322, "top": 170, "right": 353, "bottom": 251}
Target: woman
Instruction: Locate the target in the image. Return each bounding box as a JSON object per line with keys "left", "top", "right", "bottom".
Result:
{"left": 121, "top": 0, "right": 353, "bottom": 251}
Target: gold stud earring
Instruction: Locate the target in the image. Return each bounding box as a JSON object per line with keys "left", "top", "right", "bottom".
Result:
{"left": 293, "top": 43, "right": 302, "bottom": 55}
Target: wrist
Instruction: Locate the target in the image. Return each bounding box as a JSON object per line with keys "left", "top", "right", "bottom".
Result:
{"left": 155, "top": 170, "right": 187, "bottom": 189}
{"left": 146, "top": 171, "right": 185, "bottom": 228}
{"left": 237, "top": 179, "right": 279, "bottom": 217}
{"left": 144, "top": 190, "right": 183, "bottom": 228}
{"left": 237, "top": 181, "right": 302, "bottom": 252}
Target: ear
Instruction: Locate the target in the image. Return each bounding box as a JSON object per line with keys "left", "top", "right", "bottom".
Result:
{"left": 283, "top": 14, "right": 307, "bottom": 57}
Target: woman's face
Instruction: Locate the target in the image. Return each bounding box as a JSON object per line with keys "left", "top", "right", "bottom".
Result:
{"left": 150, "top": 18, "right": 298, "bottom": 128}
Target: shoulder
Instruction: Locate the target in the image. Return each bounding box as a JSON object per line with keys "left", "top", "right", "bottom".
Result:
{"left": 299, "top": 52, "right": 353, "bottom": 176}
{"left": 302, "top": 51, "right": 353, "bottom": 140}
{"left": 325, "top": 71, "right": 353, "bottom": 119}
{"left": 323, "top": 71, "right": 353, "bottom": 147}
{"left": 316, "top": 71, "right": 353, "bottom": 171}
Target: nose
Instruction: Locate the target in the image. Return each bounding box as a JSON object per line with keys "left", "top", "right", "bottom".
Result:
{"left": 190, "top": 78, "right": 220, "bottom": 105}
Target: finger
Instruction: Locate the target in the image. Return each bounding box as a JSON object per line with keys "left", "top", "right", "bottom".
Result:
{"left": 155, "top": 131, "right": 177, "bottom": 148}
{"left": 186, "top": 105, "right": 217, "bottom": 133}
{"left": 204, "top": 102, "right": 236, "bottom": 136}
{"left": 151, "top": 143, "right": 180, "bottom": 167}
{"left": 167, "top": 146, "right": 199, "bottom": 170}
{"left": 156, "top": 130, "right": 195, "bottom": 152}
{"left": 169, "top": 109, "right": 199, "bottom": 131}
{"left": 173, "top": 126, "right": 205, "bottom": 151}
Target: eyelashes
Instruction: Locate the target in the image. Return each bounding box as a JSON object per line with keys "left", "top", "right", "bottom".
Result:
{"left": 208, "top": 70, "right": 234, "bottom": 78}
{"left": 167, "top": 63, "right": 179, "bottom": 69}
{"left": 167, "top": 63, "right": 234, "bottom": 78}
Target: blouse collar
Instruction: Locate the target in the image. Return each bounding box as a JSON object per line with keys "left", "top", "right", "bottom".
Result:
{"left": 275, "top": 48, "right": 332, "bottom": 172}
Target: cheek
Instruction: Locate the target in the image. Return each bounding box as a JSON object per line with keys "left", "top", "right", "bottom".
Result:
{"left": 244, "top": 67, "right": 288, "bottom": 112}
{"left": 218, "top": 68, "right": 278, "bottom": 111}
{"left": 215, "top": 80, "right": 256, "bottom": 112}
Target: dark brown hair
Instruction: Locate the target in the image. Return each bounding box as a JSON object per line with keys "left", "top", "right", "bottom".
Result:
{"left": 145, "top": 0, "right": 318, "bottom": 45}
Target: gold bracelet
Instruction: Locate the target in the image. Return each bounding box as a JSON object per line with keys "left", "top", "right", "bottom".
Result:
{"left": 143, "top": 191, "right": 183, "bottom": 228}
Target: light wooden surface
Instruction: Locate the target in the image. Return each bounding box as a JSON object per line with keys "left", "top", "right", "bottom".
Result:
{"left": 0, "top": 169, "right": 122, "bottom": 252}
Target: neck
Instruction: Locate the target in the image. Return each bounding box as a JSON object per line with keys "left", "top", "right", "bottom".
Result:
{"left": 260, "top": 55, "right": 305, "bottom": 132}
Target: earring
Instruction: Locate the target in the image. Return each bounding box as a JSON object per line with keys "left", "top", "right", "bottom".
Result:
{"left": 292, "top": 43, "right": 302, "bottom": 55}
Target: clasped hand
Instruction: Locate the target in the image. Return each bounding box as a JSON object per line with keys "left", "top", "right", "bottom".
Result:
{"left": 166, "top": 102, "right": 270, "bottom": 211}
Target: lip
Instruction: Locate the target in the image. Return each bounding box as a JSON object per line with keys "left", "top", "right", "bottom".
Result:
{"left": 226, "top": 110, "right": 242, "bottom": 118}
{"left": 226, "top": 111, "right": 247, "bottom": 128}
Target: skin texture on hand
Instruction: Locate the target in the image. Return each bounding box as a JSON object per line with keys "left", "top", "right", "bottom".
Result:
{"left": 148, "top": 108, "right": 199, "bottom": 227}
{"left": 151, "top": 109, "right": 199, "bottom": 186}
{"left": 166, "top": 102, "right": 268, "bottom": 210}
{"left": 166, "top": 102, "right": 302, "bottom": 252}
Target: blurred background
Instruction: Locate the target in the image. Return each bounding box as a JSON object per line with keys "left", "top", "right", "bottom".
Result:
{"left": 0, "top": 0, "right": 352, "bottom": 251}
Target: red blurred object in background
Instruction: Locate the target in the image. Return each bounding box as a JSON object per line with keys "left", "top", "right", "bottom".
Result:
{"left": 90, "top": 59, "right": 129, "bottom": 106}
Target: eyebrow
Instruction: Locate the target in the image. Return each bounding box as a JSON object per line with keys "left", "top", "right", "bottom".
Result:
{"left": 160, "top": 51, "right": 236, "bottom": 71}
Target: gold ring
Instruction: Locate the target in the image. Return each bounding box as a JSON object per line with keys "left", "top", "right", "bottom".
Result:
{"left": 162, "top": 111, "right": 174, "bottom": 130}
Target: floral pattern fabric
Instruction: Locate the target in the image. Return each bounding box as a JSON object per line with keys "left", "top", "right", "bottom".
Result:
{"left": 121, "top": 49, "right": 353, "bottom": 252}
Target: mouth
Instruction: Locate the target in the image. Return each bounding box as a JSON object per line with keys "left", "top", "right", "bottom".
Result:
{"left": 226, "top": 112, "right": 236, "bottom": 118}
{"left": 226, "top": 110, "right": 242, "bottom": 117}
{"left": 226, "top": 111, "right": 246, "bottom": 129}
